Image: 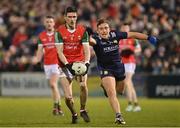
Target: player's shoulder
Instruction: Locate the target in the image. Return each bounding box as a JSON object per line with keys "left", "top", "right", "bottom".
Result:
{"left": 77, "top": 24, "right": 86, "bottom": 29}
{"left": 109, "top": 30, "right": 119, "bottom": 37}
{"left": 91, "top": 33, "right": 99, "bottom": 40}
{"left": 110, "top": 30, "right": 128, "bottom": 39}
{"left": 57, "top": 24, "right": 66, "bottom": 31}
{"left": 38, "top": 31, "right": 46, "bottom": 38}
{"left": 76, "top": 24, "right": 86, "bottom": 32}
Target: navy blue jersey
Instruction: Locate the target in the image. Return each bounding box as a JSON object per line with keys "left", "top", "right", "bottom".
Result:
{"left": 92, "top": 30, "right": 127, "bottom": 80}
{"left": 92, "top": 30, "right": 127, "bottom": 69}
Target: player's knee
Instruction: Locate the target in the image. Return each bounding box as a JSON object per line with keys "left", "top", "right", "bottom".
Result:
{"left": 79, "top": 81, "right": 87, "bottom": 87}
{"left": 107, "top": 90, "right": 116, "bottom": 97}
{"left": 116, "top": 85, "right": 125, "bottom": 94}
{"left": 49, "top": 82, "right": 57, "bottom": 90}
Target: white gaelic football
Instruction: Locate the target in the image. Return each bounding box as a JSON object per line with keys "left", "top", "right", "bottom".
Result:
{"left": 72, "top": 62, "right": 87, "bottom": 75}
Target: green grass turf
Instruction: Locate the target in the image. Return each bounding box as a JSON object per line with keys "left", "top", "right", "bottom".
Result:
{"left": 0, "top": 97, "right": 179, "bottom": 127}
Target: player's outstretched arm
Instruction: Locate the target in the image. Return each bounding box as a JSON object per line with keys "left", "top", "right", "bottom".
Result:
{"left": 127, "top": 32, "right": 157, "bottom": 45}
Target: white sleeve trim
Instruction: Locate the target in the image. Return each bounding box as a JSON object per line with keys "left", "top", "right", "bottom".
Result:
{"left": 55, "top": 43, "right": 63, "bottom": 45}
{"left": 82, "top": 42, "right": 89, "bottom": 44}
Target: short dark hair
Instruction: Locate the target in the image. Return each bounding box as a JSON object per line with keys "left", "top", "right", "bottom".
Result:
{"left": 64, "top": 6, "right": 77, "bottom": 15}
{"left": 45, "top": 15, "right": 55, "bottom": 19}
{"left": 122, "top": 22, "right": 131, "bottom": 26}
{"left": 97, "top": 18, "right": 109, "bottom": 27}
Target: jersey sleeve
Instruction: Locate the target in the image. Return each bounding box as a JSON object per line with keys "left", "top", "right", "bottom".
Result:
{"left": 116, "top": 31, "right": 128, "bottom": 40}
{"left": 82, "top": 31, "right": 89, "bottom": 44}
{"left": 37, "top": 38, "right": 43, "bottom": 46}
{"left": 135, "top": 39, "right": 141, "bottom": 48}
{"left": 86, "top": 26, "right": 94, "bottom": 36}
{"left": 55, "top": 32, "right": 63, "bottom": 45}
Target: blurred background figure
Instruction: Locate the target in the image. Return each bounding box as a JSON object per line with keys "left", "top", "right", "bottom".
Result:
{"left": 34, "top": 15, "right": 64, "bottom": 116}
{"left": 119, "top": 24, "right": 142, "bottom": 112}
{"left": 0, "top": 0, "right": 179, "bottom": 74}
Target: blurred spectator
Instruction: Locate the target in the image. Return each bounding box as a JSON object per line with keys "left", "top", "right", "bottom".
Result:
{"left": 0, "top": 0, "right": 179, "bottom": 74}
{"left": 12, "top": 25, "right": 28, "bottom": 46}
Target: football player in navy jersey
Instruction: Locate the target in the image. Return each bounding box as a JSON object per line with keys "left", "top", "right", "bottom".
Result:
{"left": 89, "top": 18, "right": 157, "bottom": 125}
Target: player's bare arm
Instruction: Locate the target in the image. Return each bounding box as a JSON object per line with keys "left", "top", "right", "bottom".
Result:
{"left": 127, "top": 32, "right": 148, "bottom": 40}
{"left": 83, "top": 44, "right": 90, "bottom": 63}
{"left": 56, "top": 44, "right": 68, "bottom": 65}
{"left": 127, "top": 32, "right": 157, "bottom": 45}
{"left": 36, "top": 45, "right": 43, "bottom": 62}
{"left": 82, "top": 31, "right": 91, "bottom": 63}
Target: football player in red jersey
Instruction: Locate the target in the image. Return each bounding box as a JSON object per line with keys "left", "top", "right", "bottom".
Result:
{"left": 119, "top": 24, "right": 142, "bottom": 112}
{"left": 34, "top": 16, "right": 64, "bottom": 116}
{"left": 56, "top": 6, "right": 90, "bottom": 124}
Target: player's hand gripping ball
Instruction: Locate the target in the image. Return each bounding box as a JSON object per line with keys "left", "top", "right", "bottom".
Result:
{"left": 72, "top": 62, "right": 87, "bottom": 75}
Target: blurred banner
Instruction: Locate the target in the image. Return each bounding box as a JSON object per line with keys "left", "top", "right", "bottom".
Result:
{"left": 1, "top": 73, "right": 180, "bottom": 98}
{"left": 0, "top": 73, "right": 63, "bottom": 96}
{"left": 147, "top": 75, "right": 180, "bottom": 98}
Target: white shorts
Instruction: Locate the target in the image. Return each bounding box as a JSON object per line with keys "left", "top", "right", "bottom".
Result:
{"left": 44, "top": 64, "right": 66, "bottom": 79}
{"left": 124, "top": 63, "right": 136, "bottom": 74}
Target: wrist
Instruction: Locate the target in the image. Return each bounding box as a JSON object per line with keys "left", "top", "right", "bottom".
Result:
{"left": 65, "top": 62, "right": 69, "bottom": 65}
{"left": 85, "top": 61, "right": 90, "bottom": 64}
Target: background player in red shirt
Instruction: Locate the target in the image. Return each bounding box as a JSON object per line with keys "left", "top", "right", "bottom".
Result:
{"left": 56, "top": 7, "right": 90, "bottom": 124}
{"left": 119, "top": 24, "right": 142, "bottom": 112}
{"left": 34, "top": 16, "right": 63, "bottom": 116}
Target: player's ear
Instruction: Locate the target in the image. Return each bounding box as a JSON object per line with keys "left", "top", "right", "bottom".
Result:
{"left": 43, "top": 18, "right": 47, "bottom": 25}
{"left": 64, "top": 15, "right": 67, "bottom": 21}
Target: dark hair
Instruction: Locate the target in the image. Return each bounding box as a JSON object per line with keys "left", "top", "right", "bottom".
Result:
{"left": 122, "top": 22, "right": 131, "bottom": 26}
{"left": 64, "top": 6, "right": 77, "bottom": 15}
{"left": 45, "top": 15, "right": 55, "bottom": 19}
{"left": 97, "top": 18, "right": 109, "bottom": 27}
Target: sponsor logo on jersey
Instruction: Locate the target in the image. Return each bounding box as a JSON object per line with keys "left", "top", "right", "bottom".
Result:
{"left": 43, "top": 43, "right": 55, "bottom": 48}
{"left": 103, "top": 45, "right": 119, "bottom": 53}
{"left": 48, "top": 37, "right": 52, "bottom": 42}
{"left": 42, "top": 38, "right": 47, "bottom": 41}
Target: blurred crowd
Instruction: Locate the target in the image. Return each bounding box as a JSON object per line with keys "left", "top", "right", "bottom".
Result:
{"left": 0, "top": 0, "right": 179, "bottom": 74}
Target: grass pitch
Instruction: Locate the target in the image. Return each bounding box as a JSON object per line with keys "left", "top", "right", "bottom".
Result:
{"left": 0, "top": 97, "right": 179, "bottom": 127}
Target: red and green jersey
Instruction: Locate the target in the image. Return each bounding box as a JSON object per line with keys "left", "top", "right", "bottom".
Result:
{"left": 37, "top": 31, "right": 59, "bottom": 65}
{"left": 57, "top": 24, "right": 89, "bottom": 64}
{"left": 119, "top": 39, "right": 140, "bottom": 63}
